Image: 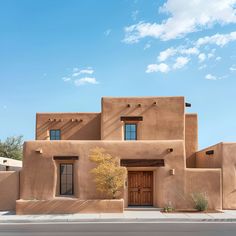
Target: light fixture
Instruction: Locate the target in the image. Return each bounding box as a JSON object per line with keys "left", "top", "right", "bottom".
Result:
{"left": 170, "top": 169, "right": 175, "bottom": 175}
{"left": 185, "top": 102, "right": 191, "bottom": 107}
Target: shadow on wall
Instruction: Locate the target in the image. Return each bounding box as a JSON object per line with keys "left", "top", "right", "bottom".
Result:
{"left": 186, "top": 153, "right": 196, "bottom": 168}
{"left": 103, "top": 104, "right": 156, "bottom": 140}
{"left": 16, "top": 199, "right": 124, "bottom": 214}
{"left": 37, "top": 115, "right": 101, "bottom": 140}
{"left": 67, "top": 115, "right": 101, "bottom": 140}
{"left": 37, "top": 120, "right": 61, "bottom": 139}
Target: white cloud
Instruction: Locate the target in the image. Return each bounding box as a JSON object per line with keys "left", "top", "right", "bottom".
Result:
{"left": 124, "top": 0, "right": 236, "bottom": 43}
{"left": 146, "top": 63, "right": 170, "bottom": 73}
{"left": 158, "top": 46, "right": 199, "bottom": 62}
{"left": 230, "top": 65, "right": 236, "bottom": 71}
{"left": 180, "top": 47, "right": 199, "bottom": 55}
{"left": 173, "top": 57, "right": 189, "bottom": 69}
{"left": 205, "top": 73, "right": 227, "bottom": 80}
{"left": 62, "top": 77, "right": 71, "bottom": 82}
{"left": 158, "top": 47, "right": 176, "bottom": 62}
{"left": 198, "top": 53, "right": 206, "bottom": 62}
{"left": 72, "top": 69, "right": 94, "bottom": 77}
{"left": 205, "top": 74, "right": 217, "bottom": 80}
{"left": 74, "top": 77, "right": 99, "bottom": 86}
{"left": 80, "top": 69, "right": 94, "bottom": 74}
{"left": 62, "top": 67, "right": 98, "bottom": 86}
{"left": 216, "top": 56, "right": 222, "bottom": 61}
{"left": 196, "top": 31, "right": 236, "bottom": 47}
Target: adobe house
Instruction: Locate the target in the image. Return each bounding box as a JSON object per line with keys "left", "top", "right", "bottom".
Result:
{"left": 0, "top": 96, "right": 236, "bottom": 214}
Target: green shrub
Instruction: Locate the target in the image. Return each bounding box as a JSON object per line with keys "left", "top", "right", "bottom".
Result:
{"left": 191, "top": 192, "right": 208, "bottom": 211}
{"left": 163, "top": 201, "right": 175, "bottom": 212}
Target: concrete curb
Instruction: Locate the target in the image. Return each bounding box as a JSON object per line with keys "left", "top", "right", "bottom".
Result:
{"left": 1, "top": 217, "right": 236, "bottom": 224}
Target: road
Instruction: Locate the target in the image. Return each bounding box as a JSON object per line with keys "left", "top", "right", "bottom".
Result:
{"left": 0, "top": 222, "right": 236, "bottom": 236}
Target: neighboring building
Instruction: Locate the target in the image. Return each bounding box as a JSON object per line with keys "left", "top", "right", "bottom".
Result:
{"left": 0, "top": 157, "right": 21, "bottom": 211}
{"left": 0, "top": 157, "right": 22, "bottom": 171}
{"left": 1, "top": 96, "right": 236, "bottom": 214}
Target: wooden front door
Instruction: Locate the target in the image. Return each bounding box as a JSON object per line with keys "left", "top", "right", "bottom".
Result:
{"left": 128, "top": 171, "right": 153, "bottom": 206}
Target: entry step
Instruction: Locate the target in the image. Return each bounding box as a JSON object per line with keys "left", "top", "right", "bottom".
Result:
{"left": 125, "top": 207, "right": 162, "bottom": 211}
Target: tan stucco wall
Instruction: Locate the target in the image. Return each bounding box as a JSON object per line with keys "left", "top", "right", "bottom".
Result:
{"left": 196, "top": 143, "right": 236, "bottom": 209}
{"left": 20, "top": 140, "right": 186, "bottom": 206}
{"left": 101, "top": 97, "right": 185, "bottom": 141}
{"left": 0, "top": 171, "right": 19, "bottom": 210}
{"left": 185, "top": 169, "right": 222, "bottom": 210}
{"left": 196, "top": 143, "right": 223, "bottom": 168}
{"left": 36, "top": 113, "right": 101, "bottom": 140}
{"left": 18, "top": 140, "right": 223, "bottom": 213}
{"left": 185, "top": 114, "right": 198, "bottom": 168}
{"left": 221, "top": 143, "right": 236, "bottom": 209}
{"left": 16, "top": 199, "right": 124, "bottom": 214}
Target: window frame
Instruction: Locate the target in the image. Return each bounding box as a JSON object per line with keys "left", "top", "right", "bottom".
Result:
{"left": 50, "top": 129, "right": 61, "bottom": 140}
{"left": 124, "top": 123, "right": 137, "bottom": 141}
{"left": 59, "top": 163, "right": 74, "bottom": 196}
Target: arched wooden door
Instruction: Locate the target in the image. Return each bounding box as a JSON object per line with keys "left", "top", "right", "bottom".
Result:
{"left": 128, "top": 171, "right": 153, "bottom": 206}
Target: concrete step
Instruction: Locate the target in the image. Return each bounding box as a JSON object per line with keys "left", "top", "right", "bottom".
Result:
{"left": 125, "top": 207, "right": 162, "bottom": 211}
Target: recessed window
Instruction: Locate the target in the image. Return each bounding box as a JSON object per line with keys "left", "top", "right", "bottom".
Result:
{"left": 50, "top": 129, "right": 61, "bottom": 140}
{"left": 124, "top": 123, "right": 137, "bottom": 140}
{"left": 60, "top": 163, "right": 73, "bottom": 195}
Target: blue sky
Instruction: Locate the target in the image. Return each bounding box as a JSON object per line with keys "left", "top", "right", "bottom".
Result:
{"left": 0, "top": 0, "right": 236, "bottom": 149}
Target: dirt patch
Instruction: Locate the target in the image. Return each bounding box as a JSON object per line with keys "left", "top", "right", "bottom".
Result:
{"left": 161, "top": 209, "right": 222, "bottom": 213}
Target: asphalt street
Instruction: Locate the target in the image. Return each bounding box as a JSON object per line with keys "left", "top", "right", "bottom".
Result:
{"left": 0, "top": 222, "right": 236, "bottom": 236}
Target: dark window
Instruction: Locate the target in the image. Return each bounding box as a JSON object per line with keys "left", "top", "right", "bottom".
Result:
{"left": 60, "top": 163, "right": 73, "bottom": 195}
{"left": 124, "top": 123, "right": 137, "bottom": 140}
{"left": 50, "top": 129, "right": 61, "bottom": 140}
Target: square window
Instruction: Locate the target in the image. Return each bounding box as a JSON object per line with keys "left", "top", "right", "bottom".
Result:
{"left": 124, "top": 124, "right": 137, "bottom": 140}
{"left": 50, "top": 129, "right": 61, "bottom": 140}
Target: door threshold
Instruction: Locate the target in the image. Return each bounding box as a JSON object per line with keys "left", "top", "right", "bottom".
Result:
{"left": 125, "top": 206, "right": 162, "bottom": 211}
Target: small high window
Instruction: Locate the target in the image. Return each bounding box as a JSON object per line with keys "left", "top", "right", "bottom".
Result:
{"left": 50, "top": 129, "right": 61, "bottom": 140}
{"left": 60, "top": 163, "right": 73, "bottom": 195}
{"left": 124, "top": 123, "right": 137, "bottom": 140}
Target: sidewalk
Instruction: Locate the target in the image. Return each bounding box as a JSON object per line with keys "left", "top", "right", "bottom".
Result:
{"left": 1, "top": 210, "right": 236, "bottom": 223}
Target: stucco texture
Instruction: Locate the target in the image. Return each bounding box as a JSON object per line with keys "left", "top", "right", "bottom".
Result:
{"left": 17, "top": 140, "right": 222, "bottom": 214}
{"left": 16, "top": 199, "right": 123, "bottom": 215}
{"left": 101, "top": 97, "right": 185, "bottom": 141}
{"left": 185, "top": 114, "right": 198, "bottom": 168}
{"left": 196, "top": 143, "right": 236, "bottom": 209}
{"left": 36, "top": 113, "right": 101, "bottom": 140}
{"left": 0, "top": 96, "right": 233, "bottom": 213}
{"left": 0, "top": 171, "right": 19, "bottom": 210}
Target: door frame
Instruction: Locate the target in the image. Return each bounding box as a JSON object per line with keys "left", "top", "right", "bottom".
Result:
{"left": 127, "top": 170, "right": 154, "bottom": 206}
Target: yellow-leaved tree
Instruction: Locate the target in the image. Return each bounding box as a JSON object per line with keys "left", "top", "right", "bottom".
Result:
{"left": 89, "top": 147, "right": 127, "bottom": 199}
